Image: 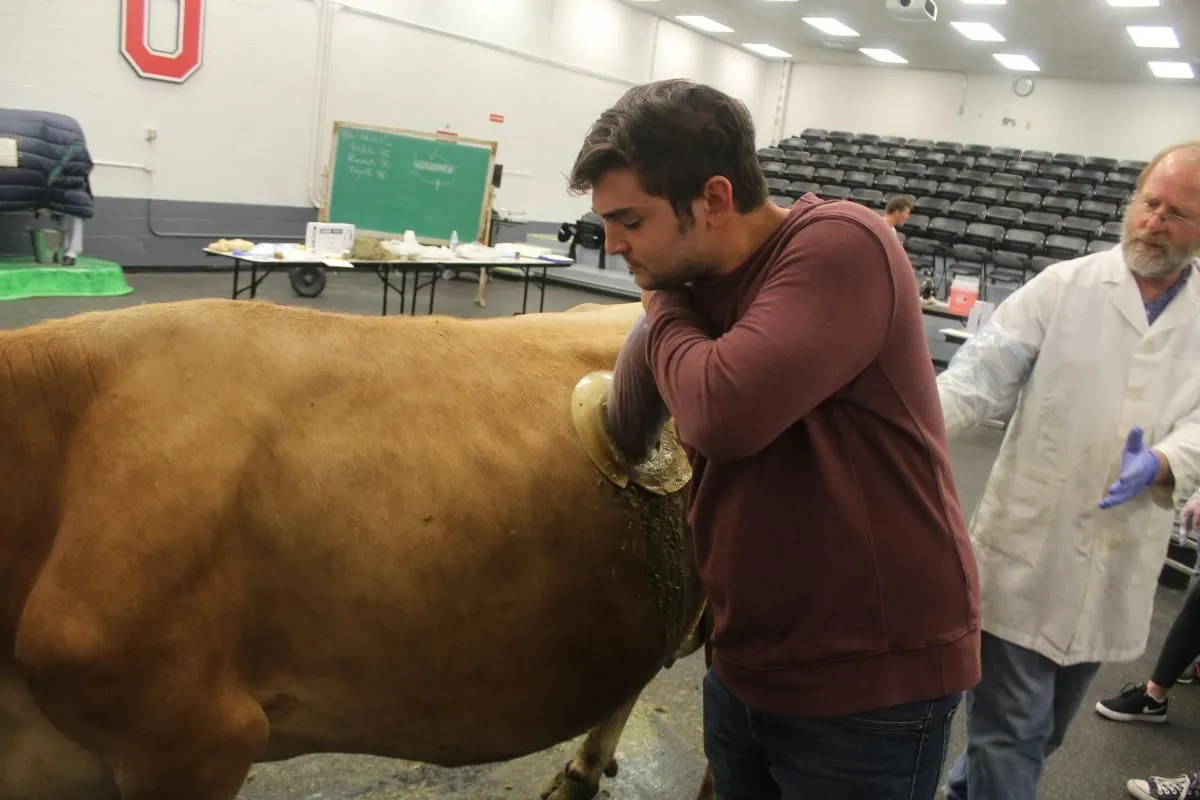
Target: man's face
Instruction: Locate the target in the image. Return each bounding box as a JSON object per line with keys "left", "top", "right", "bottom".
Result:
{"left": 1122, "top": 152, "right": 1200, "bottom": 278}
{"left": 591, "top": 167, "right": 721, "bottom": 290}
{"left": 892, "top": 208, "right": 911, "bottom": 226}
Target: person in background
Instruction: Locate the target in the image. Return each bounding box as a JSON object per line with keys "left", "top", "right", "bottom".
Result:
{"left": 571, "top": 78, "right": 981, "bottom": 800}
{"left": 1096, "top": 486, "right": 1200, "bottom": 727}
{"left": 936, "top": 139, "right": 1200, "bottom": 800}
{"left": 883, "top": 195, "right": 912, "bottom": 234}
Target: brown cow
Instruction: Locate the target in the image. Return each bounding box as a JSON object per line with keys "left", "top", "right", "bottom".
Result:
{"left": 0, "top": 298, "right": 709, "bottom": 800}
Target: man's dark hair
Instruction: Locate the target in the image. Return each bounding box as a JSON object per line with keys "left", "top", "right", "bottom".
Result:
{"left": 885, "top": 196, "right": 913, "bottom": 215}
{"left": 568, "top": 79, "right": 768, "bottom": 221}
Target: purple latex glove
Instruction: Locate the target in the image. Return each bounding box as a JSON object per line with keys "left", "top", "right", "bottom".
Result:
{"left": 606, "top": 312, "right": 669, "bottom": 461}
{"left": 1099, "top": 427, "right": 1163, "bottom": 509}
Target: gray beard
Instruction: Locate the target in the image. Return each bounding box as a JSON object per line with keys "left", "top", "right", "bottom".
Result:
{"left": 1123, "top": 239, "right": 1199, "bottom": 278}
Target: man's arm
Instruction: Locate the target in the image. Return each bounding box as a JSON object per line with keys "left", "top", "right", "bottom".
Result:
{"left": 1150, "top": 411, "right": 1200, "bottom": 510}
{"left": 643, "top": 217, "right": 893, "bottom": 463}
{"left": 936, "top": 269, "right": 1061, "bottom": 439}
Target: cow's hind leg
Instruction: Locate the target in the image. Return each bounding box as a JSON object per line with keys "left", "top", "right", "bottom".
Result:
{"left": 540, "top": 694, "right": 636, "bottom": 800}
{"left": 14, "top": 524, "right": 268, "bottom": 800}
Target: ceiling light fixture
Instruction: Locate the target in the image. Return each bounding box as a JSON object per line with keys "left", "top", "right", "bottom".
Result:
{"left": 1106, "top": 0, "right": 1160, "bottom": 6}
{"left": 960, "top": 0, "right": 1006, "bottom": 4}
{"left": 802, "top": 17, "right": 860, "bottom": 37}
{"left": 674, "top": 15, "right": 733, "bottom": 33}
{"left": 1149, "top": 60, "right": 1195, "bottom": 79}
{"left": 1126, "top": 25, "right": 1180, "bottom": 48}
{"left": 860, "top": 48, "right": 908, "bottom": 64}
{"left": 993, "top": 53, "right": 1039, "bottom": 71}
{"left": 744, "top": 43, "right": 793, "bottom": 58}
{"left": 951, "top": 22, "right": 1005, "bottom": 41}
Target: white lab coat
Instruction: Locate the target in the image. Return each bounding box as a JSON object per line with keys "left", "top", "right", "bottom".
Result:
{"left": 938, "top": 246, "right": 1200, "bottom": 666}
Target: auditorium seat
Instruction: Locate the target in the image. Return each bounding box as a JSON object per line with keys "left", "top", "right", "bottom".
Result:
{"left": 1022, "top": 150, "right": 1053, "bottom": 165}
{"left": 916, "top": 197, "right": 952, "bottom": 217}
{"left": 1009, "top": 162, "right": 1040, "bottom": 180}
{"left": 785, "top": 164, "right": 816, "bottom": 180}
{"left": 963, "top": 222, "right": 1005, "bottom": 248}
{"left": 1086, "top": 157, "right": 1118, "bottom": 172}
{"left": 993, "top": 147, "right": 1022, "bottom": 161}
{"left": 820, "top": 185, "right": 852, "bottom": 201}
{"left": 1073, "top": 168, "right": 1106, "bottom": 185}
{"left": 1088, "top": 240, "right": 1116, "bottom": 254}
{"left": 975, "top": 156, "right": 1005, "bottom": 173}
{"left": 985, "top": 206, "right": 1024, "bottom": 228}
{"left": 771, "top": 195, "right": 794, "bottom": 208}
{"left": 1054, "top": 153, "right": 1087, "bottom": 170}
{"left": 762, "top": 162, "right": 787, "bottom": 178}
{"left": 815, "top": 167, "right": 845, "bottom": 184}
{"left": 875, "top": 175, "right": 907, "bottom": 193}
{"left": 1032, "top": 255, "right": 1058, "bottom": 274}
{"left": 1079, "top": 200, "right": 1118, "bottom": 221}
{"left": 946, "top": 154, "right": 976, "bottom": 171}
{"left": 988, "top": 172, "right": 1024, "bottom": 190}
{"left": 1101, "top": 221, "right": 1123, "bottom": 242}
{"left": 890, "top": 148, "right": 918, "bottom": 162}
{"left": 896, "top": 163, "right": 928, "bottom": 179}
{"left": 972, "top": 186, "right": 1006, "bottom": 205}
{"left": 927, "top": 166, "right": 959, "bottom": 183}
{"left": 1106, "top": 172, "right": 1136, "bottom": 190}
{"left": 929, "top": 217, "right": 968, "bottom": 245}
{"left": 1044, "top": 234, "right": 1088, "bottom": 260}
{"left": 1007, "top": 191, "right": 1043, "bottom": 213}
{"left": 1040, "top": 164, "right": 1073, "bottom": 182}
{"left": 907, "top": 178, "right": 938, "bottom": 197}
{"left": 1092, "top": 186, "right": 1128, "bottom": 205}
{"left": 937, "top": 182, "right": 972, "bottom": 202}
{"left": 1042, "top": 196, "right": 1080, "bottom": 216}
{"left": 810, "top": 153, "right": 838, "bottom": 168}
{"left": 947, "top": 243, "right": 988, "bottom": 281}
{"left": 1118, "top": 159, "right": 1148, "bottom": 174}
{"left": 949, "top": 201, "right": 987, "bottom": 223}
{"left": 789, "top": 181, "right": 821, "bottom": 197}
{"left": 850, "top": 188, "right": 884, "bottom": 208}
{"left": 902, "top": 214, "right": 931, "bottom": 236}
{"left": 1024, "top": 177, "right": 1059, "bottom": 195}
{"left": 1062, "top": 216, "right": 1103, "bottom": 239}
{"left": 869, "top": 158, "right": 898, "bottom": 174}
{"left": 1058, "top": 182, "right": 1094, "bottom": 200}
{"left": 908, "top": 138, "right": 936, "bottom": 151}
{"left": 1023, "top": 211, "right": 1064, "bottom": 236}
{"left": 765, "top": 177, "right": 790, "bottom": 194}
{"left": 844, "top": 171, "right": 875, "bottom": 190}
{"left": 1002, "top": 228, "right": 1046, "bottom": 256}
{"left": 957, "top": 169, "right": 989, "bottom": 187}
{"left": 905, "top": 237, "right": 939, "bottom": 271}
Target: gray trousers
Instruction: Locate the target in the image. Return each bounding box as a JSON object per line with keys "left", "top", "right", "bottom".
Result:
{"left": 945, "top": 630, "right": 1100, "bottom": 800}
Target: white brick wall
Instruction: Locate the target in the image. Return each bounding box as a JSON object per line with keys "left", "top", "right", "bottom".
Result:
{"left": 1, "top": 0, "right": 779, "bottom": 223}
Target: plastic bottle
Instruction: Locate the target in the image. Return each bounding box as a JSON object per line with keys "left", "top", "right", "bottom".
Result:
{"left": 449, "top": 230, "right": 459, "bottom": 252}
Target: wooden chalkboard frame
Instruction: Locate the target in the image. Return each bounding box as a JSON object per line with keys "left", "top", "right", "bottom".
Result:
{"left": 320, "top": 121, "right": 499, "bottom": 246}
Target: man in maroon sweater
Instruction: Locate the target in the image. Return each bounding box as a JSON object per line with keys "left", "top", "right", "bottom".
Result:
{"left": 569, "top": 79, "right": 981, "bottom": 798}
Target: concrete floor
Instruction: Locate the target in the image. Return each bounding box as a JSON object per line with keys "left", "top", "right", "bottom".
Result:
{"left": 1, "top": 268, "right": 1196, "bottom": 799}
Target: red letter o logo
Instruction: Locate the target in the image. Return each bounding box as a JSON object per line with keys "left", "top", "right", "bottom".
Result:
{"left": 120, "top": 0, "right": 206, "bottom": 83}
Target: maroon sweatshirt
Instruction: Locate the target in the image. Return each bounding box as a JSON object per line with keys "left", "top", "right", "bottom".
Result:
{"left": 645, "top": 196, "right": 981, "bottom": 718}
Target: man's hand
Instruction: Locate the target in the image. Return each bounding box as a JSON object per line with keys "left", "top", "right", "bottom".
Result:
{"left": 1099, "top": 427, "right": 1167, "bottom": 509}
{"left": 1182, "top": 494, "right": 1200, "bottom": 535}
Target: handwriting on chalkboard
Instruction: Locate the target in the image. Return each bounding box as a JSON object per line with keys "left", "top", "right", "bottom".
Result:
{"left": 347, "top": 138, "right": 393, "bottom": 180}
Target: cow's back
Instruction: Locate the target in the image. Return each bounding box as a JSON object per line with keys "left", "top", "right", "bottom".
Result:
{"left": 38, "top": 298, "right": 700, "bottom": 768}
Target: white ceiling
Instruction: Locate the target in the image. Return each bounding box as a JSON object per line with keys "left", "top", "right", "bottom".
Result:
{"left": 621, "top": 0, "right": 1200, "bottom": 83}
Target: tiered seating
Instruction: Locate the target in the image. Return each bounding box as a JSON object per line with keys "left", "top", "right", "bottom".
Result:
{"left": 759, "top": 128, "right": 1144, "bottom": 297}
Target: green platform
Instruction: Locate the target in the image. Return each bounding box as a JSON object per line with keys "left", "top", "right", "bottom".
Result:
{"left": 0, "top": 256, "right": 134, "bottom": 301}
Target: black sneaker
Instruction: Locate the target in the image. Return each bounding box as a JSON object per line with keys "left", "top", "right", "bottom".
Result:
{"left": 1127, "top": 772, "right": 1200, "bottom": 799}
{"left": 1096, "top": 682, "right": 1167, "bottom": 723}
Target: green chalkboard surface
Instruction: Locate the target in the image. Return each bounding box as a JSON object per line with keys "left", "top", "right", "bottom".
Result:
{"left": 324, "top": 123, "right": 496, "bottom": 244}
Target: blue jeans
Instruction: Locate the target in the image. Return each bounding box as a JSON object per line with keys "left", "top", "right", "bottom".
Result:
{"left": 945, "top": 631, "right": 1101, "bottom": 800}
{"left": 703, "top": 668, "right": 961, "bottom": 799}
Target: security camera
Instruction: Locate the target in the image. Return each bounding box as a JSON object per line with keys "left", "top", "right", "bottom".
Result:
{"left": 886, "top": 0, "right": 938, "bottom": 22}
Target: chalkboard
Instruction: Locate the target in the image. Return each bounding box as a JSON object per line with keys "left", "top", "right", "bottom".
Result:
{"left": 323, "top": 122, "right": 497, "bottom": 244}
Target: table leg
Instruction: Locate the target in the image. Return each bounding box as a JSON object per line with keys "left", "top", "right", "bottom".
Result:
{"left": 231, "top": 258, "right": 241, "bottom": 299}
{"left": 427, "top": 269, "right": 438, "bottom": 315}
{"left": 521, "top": 266, "right": 531, "bottom": 314}
{"left": 538, "top": 266, "right": 548, "bottom": 312}
{"left": 250, "top": 260, "right": 260, "bottom": 299}
{"left": 381, "top": 265, "right": 390, "bottom": 316}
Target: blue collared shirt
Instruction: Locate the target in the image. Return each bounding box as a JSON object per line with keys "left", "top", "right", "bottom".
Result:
{"left": 1145, "top": 264, "right": 1193, "bottom": 326}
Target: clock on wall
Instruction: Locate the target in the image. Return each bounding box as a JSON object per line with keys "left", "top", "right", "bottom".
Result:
{"left": 1013, "top": 77, "right": 1036, "bottom": 97}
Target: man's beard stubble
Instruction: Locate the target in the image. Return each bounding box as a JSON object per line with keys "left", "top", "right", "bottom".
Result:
{"left": 1122, "top": 207, "right": 1200, "bottom": 279}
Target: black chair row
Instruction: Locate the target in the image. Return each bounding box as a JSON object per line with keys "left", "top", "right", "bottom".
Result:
{"left": 903, "top": 221, "right": 1117, "bottom": 298}
{"left": 780, "top": 128, "right": 1148, "bottom": 176}
{"left": 770, "top": 180, "right": 1125, "bottom": 225}
{"left": 760, "top": 157, "right": 1136, "bottom": 197}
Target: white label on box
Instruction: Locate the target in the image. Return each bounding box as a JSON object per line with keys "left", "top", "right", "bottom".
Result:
{"left": 306, "top": 222, "right": 355, "bottom": 257}
{"left": 0, "top": 138, "right": 18, "bottom": 168}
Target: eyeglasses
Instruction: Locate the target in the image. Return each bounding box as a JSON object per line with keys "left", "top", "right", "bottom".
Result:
{"left": 1137, "top": 197, "right": 1200, "bottom": 228}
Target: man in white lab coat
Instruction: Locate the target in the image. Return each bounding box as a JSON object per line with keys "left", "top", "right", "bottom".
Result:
{"left": 939, "top": 139, "right": 1200, "bottom": 800}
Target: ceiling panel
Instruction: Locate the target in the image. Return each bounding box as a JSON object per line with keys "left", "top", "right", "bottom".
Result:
{"left": 621, "top": 0, "right": 1199, "bottom": 83}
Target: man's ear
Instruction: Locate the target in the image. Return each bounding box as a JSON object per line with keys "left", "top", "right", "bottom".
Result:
{"left": 700, "top": 177, "right": 736, "bottom": 226}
